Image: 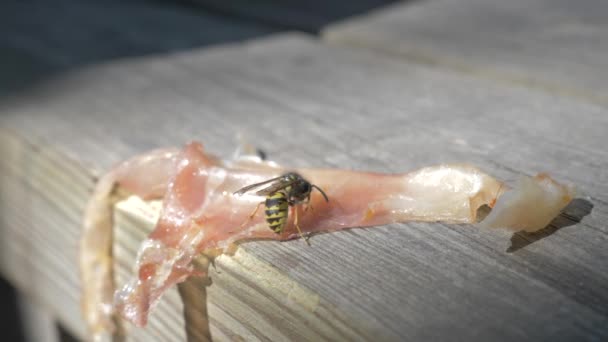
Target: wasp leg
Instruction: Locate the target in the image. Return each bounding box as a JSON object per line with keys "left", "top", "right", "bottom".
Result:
{"left": 240, "top": 201, "right": 264, "bottom": 228}
{"left": 293, "top": 206, "right": 311, "bottom": 246}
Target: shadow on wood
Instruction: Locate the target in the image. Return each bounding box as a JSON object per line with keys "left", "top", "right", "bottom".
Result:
{"left": 0, "top": 0, "right": 277, "bottom": 98}
{"left": 178, "top": 0, "right": 402, "bottom": 33}
{"left": 0, "top": 0, "right": 405, "bottom": 98}
{"left": 507, "top": 198, "right": 594, "bottom": 253}
{"left": 177, "top": 258, "right": 213, "bottom": 342}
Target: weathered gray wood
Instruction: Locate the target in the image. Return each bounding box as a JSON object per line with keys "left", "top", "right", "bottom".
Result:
{"left": 1, "top": 34, "right": 607, "bottom": 341}
{"left": 0, "top": 131, "right": 90, "bottom": 339}
{"left": 324, "top": 0, "right": 608, "bottom": 104}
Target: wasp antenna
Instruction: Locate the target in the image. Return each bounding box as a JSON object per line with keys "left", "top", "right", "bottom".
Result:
{"left": 312, "top": 185, "right": 329, "bottom": 202}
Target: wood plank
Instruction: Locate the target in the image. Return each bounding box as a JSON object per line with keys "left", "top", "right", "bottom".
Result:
{"left": 0, "top": 131, "right": 90, "bottom": 339}
{"left": 324, "top": 0, "right": 608, "bottom": 104}
{"left": 1, "top": 34, "right": 607, "bottom": 341}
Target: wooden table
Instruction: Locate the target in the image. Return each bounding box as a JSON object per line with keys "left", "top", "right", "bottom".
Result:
{"left": 1, "top": 0, "right": 607, "bottom": 341}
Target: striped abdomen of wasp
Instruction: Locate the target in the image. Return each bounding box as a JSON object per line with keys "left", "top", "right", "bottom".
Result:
{"left": 233, "top": 172, "right": 329, "bottom": 244}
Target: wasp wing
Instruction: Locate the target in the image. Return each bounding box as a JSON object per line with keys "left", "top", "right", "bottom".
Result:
{"left": 233, "top": 175, "right": 286, "bottom": 195}
{"left": 254, "top": 179, "right": 298, "bottom": 196}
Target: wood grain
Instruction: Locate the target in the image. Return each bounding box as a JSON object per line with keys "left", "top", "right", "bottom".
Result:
{"left": 0, "top": 130, "right": 90, "bottom": 339}
{"left": 1, "top": 34, "right": 607, "bottom": 340}
{"left": 324, "top": 0, "right": 608, "bottom": 104}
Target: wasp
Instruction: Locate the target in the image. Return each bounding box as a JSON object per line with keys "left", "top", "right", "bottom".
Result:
{"left": 233, "top": 172, "right": 329, "bottom": 244}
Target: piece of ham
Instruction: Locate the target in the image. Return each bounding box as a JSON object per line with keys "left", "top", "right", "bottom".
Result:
{"left": 80, "top": 142, "right": 575, "bottom": 340}
{"left": 81, "top": 148, "right": 180, "bottom": 340}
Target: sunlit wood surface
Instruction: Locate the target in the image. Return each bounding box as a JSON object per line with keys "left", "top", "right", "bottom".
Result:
{"left": 1, "top": 0, "right": 607, "bottom": 340}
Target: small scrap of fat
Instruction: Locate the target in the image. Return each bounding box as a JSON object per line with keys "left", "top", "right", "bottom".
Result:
{"left": 479, "top": 173, "right": 575, "bottom": 232}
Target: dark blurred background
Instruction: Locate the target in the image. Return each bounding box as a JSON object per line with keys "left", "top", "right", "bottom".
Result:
{"left": 0, "top": 0, "right": 399, "bottom": 97}
{"left": 0, "top": 0, "right": 399, "bottom": 340}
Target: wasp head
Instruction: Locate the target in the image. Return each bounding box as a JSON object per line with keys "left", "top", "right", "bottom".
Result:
{"left": 285, "top": 173, "right": 328, "bottom": 204}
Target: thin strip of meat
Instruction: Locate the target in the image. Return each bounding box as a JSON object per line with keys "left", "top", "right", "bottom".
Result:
{"left": 80, "top": 142, "right": 574, "bottom": 339}
{"left": 81, "top": 148, "right": 179, "bottom": 340}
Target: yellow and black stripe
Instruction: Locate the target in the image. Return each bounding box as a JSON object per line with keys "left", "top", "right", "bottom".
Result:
{"left": 265, "top": 191, "right": 289, "bottom": 233}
